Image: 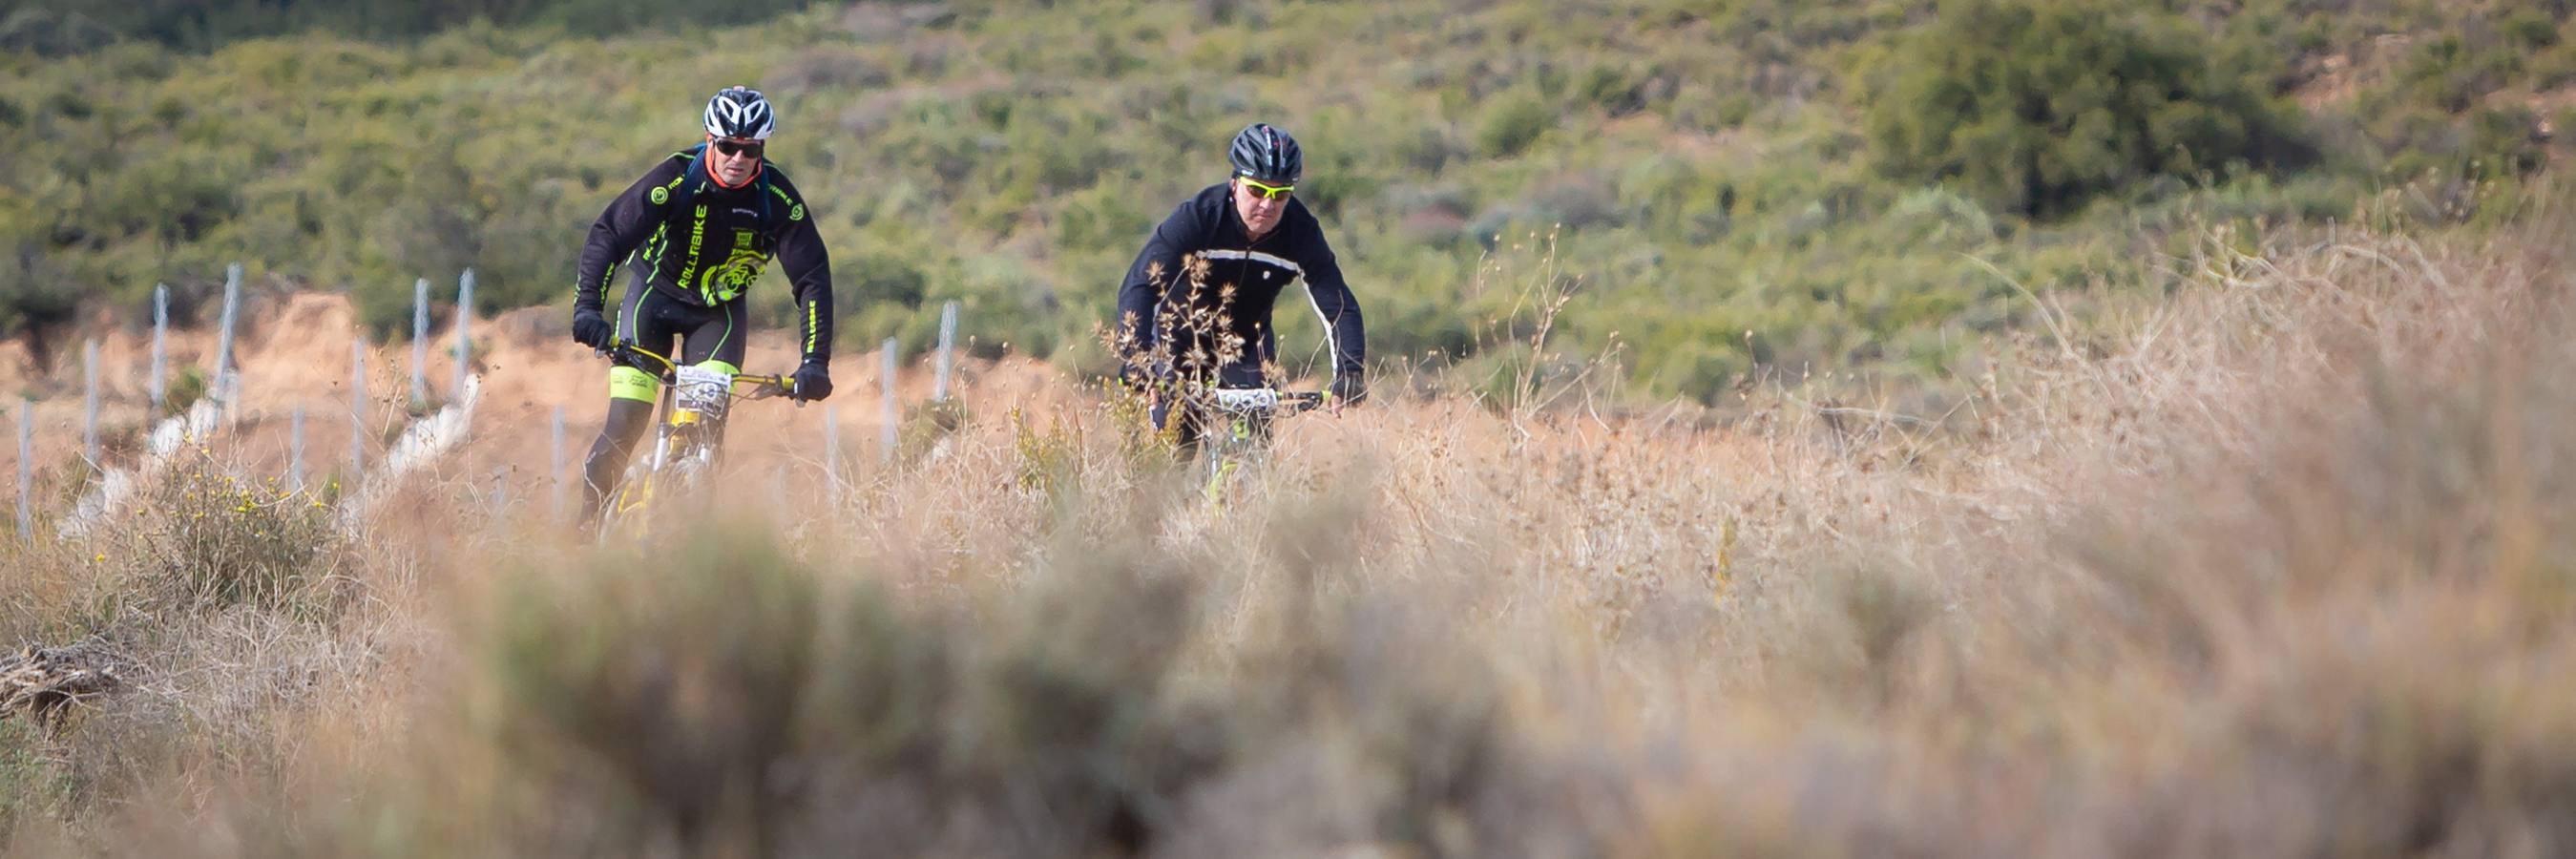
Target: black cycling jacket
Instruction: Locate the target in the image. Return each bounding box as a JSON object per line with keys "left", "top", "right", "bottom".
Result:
{"left": 1115, "top": 183, "right": 1365, "bottom": 387}
{"left": 575, "top": 146, "right": 835, "bottom": 364}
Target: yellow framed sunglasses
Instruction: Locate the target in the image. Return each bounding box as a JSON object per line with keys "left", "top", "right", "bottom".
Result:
{"left": 1238, "top": 177, "right": 1295, "bottom": 200}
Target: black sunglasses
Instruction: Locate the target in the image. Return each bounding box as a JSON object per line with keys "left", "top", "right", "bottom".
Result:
{"left": 712, "top": 137, "right": 764, "bottom": 157}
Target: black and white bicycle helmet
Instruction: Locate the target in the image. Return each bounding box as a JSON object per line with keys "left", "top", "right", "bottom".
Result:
{"left": 702, "top": 86, "right": 776, "bottom": 140}
{"left": 1227, "top": 122, "right": 1302, "bottom": 183}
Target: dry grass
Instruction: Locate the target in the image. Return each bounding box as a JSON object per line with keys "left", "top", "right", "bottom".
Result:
{"left": 3, "top": 216, "right": 2575, "bottom": 856}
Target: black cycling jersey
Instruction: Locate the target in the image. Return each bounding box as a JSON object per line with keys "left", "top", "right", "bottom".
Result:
{"left": 1115, "top": 183, "right": 1365, "bottom": 388}
{"left": 576, "top": 146, "right": 835, "bottom": 365}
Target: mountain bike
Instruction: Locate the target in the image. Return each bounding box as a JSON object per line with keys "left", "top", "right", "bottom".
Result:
{"left": 595, "top": 342, "right": 798, "bottom": 540}
{"left": 1181, "top": 384, "right": 1327, "bottom": 503}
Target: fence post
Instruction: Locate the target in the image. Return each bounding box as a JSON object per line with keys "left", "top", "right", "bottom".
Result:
{"left": 150, "top": 283, "right": 168, "bottom": 411}
{"left": 550, "top": 406, "right": 565, "bottom": 520}
{"left": 82, "top": 338, "right": 98, "bottom": 467}
{"left": 823, "top": 407, "right": 840, "bottom": 506}
{"left": 880, "top": 338, "right": 899, "bottom": 464}
{"left": 412, "top": 278, "right": 429, "bottom": 407}
{"left": 453, "top": 268, "right": 474, "bottom": 399}
{"left": 934, "top": 300, "right": 958, "bottom": 401}
{"left": 351, "top": 337, "right": 367, "bottom": 482}
{"left": 16, "top": 399, "right": 31, "bottom": 541}
{"left": 213, "top": 262, "right": 242, "bottom": 423}
{"left": 289, "top": 407, "right": 305, "bottom": 491}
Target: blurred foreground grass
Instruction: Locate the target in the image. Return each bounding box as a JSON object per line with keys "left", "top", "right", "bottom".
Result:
{"left": 3, "top": 216, "right": 2576, "bottom": 855}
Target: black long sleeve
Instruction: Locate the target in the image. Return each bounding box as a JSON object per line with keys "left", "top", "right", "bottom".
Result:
{"left": 774, "top": 197, "right": 833, "bottom": 364}
{"left": 575, "top": 158, "right": 687, "bottom": 314}
{"left": 1293, "top": 240, "right": 1366, "bottom": 382}
{"left": 1116, "top": 200, "right": 1206, "bottom": 367}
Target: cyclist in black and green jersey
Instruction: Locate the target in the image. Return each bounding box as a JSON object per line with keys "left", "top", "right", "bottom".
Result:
{"left": 569, "top": 86, "right": 834, "bottom": 527}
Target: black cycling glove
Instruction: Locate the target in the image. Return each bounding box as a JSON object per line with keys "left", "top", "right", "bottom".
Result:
{"left": 792, "top": 360, "right": 833, "bottom": 401}
{"left": 1330, "top": 371, "right": 1367, "bottom": 406}
{"left": 572, "top": 308, "right": 613, "bottom": 349}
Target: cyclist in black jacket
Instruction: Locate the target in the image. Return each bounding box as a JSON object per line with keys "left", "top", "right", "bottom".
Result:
{"left": 569, "top": 86, "right": 834, "bottom": 527}
{"left": 1114, "top": 122, "right": 1366, "bottom": 448}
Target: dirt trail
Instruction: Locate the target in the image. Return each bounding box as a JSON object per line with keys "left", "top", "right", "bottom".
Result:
{"left": 0, "top": 292, "right": 1079, "bottom": 509}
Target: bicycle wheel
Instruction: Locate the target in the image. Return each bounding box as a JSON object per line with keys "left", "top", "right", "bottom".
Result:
{"left": 596, "top": 461, "right": 660, "bottom": 546}
{"left": 1198, "top": 412, "right": 1268, "bottom": 505}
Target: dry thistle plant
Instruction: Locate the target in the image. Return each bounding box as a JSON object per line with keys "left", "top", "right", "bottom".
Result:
{"left": 1105, "top": 252, "right": 1262, "bottom": 452}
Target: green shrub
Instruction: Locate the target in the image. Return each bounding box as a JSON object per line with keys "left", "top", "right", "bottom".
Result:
{"left": 2396, "top": 32, "right": 2519, "bottom": 114}
{"left": 1862, "top": 0, "right": 2310, "bottom": 219}
{"left": 159, "top": 366, "right": 205, "bottom": 418}
{"left": 0, "top": 241, "right": 78, "bottom": 348}
{"left": 1476, "top": 89, "right": 1551, "bottom": 158}
{"left": 135, "top": 448, "right": 340, "bottom": 615}
{"left": 2465, "top": 107, "right": 2547, "bottom": 179}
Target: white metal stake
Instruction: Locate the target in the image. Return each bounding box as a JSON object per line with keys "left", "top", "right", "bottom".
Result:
{"left": 82, "top": 339, "right": 98, "bottom": 467}
{"left": 412, "top": 277, "right": 429, "bottom": 406}
{"left": 454, "top": 268, "right": 474, "bottom": 398}
{"left": 934, "top": 301, "right": 959, "bottom": 401}
{"left": 289, "top": 407, "right": 304, "bottom": 491}
{"left": 16, "top": 400, "right": 31, "bottom": 541}
{"left": 880, "top": 338, "right": 899, "bottom": 464}
{"left": 351, "top": 337, "right": 367, "bottom": 480}
{"left": 550, "top": 406, "right": 566, "bottom": 520}
{"left": 150, "top": 283, "right": 168, "bottom": 411}
{"left": 213, "top": 262, "right": 242, "bottom": 423}
{"left": 823, "top": 407, "right": 840, "bottom": 506}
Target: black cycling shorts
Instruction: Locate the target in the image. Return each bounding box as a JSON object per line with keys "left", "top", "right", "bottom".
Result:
{"left": 608, "top": 283, "right": 748, "bottom": 402}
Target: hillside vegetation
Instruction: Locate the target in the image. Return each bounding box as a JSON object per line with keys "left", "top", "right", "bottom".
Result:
{"left": 7, "top": 5, "right": 2576, "bottom": 851}
{"left": 2, "top": 0, "right": 2571, "bottom": 404}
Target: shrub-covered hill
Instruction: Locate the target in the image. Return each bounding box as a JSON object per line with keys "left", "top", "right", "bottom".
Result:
{"left": 2, "top": 0, "right": 2570, "bottom": 402}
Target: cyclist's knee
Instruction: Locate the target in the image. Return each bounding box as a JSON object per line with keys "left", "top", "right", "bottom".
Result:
{"left": 599, "top": 397, "right": 654, "bottom": 446}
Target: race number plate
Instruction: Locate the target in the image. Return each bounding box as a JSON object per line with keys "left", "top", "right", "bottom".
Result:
{"left": 1206, "top": 388, "right": 1280, "bottom": 415}
{"left": 673, "top": 365, "right": 734, "bottom": 418}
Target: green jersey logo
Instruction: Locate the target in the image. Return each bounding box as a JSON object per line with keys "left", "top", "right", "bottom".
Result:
{"left": 649, "top": 186, "right": 669, "bottom": 205}
{"left": 699, "top": 228, "right": 768, "bottom": 303}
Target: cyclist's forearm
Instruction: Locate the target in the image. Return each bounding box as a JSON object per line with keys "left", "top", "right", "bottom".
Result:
{"left": 1306, "top": 281, "right": 1366, "bottom": 377}
{"left": 1114, "top": 283, "right": 1161, "bottom": 360}
{"left": 576, "top": 208, "right": 654, "bottom": 312}
{"left": 573, "top": 251, "right": 620, "bottom": 314}
{"left": 793, "top": 289, "right": 833, "bottom": 363}
{"left": 772, "top": 221, "right": 834, "bottom": 358}
{"left": 1331, "top": 311, "right": 1366, "bottom": 376}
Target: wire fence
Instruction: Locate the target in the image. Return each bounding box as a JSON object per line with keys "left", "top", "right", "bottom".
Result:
{"left": 9, "top": 264, "right": 962, "bottom": 542}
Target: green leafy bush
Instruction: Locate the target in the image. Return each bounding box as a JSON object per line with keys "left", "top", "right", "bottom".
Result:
{"left": 1863, "top": 0, "right": 2310, "bottom": 219}
{"left": 1476, "top": 89, "right": 1551, "bottom": 158}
